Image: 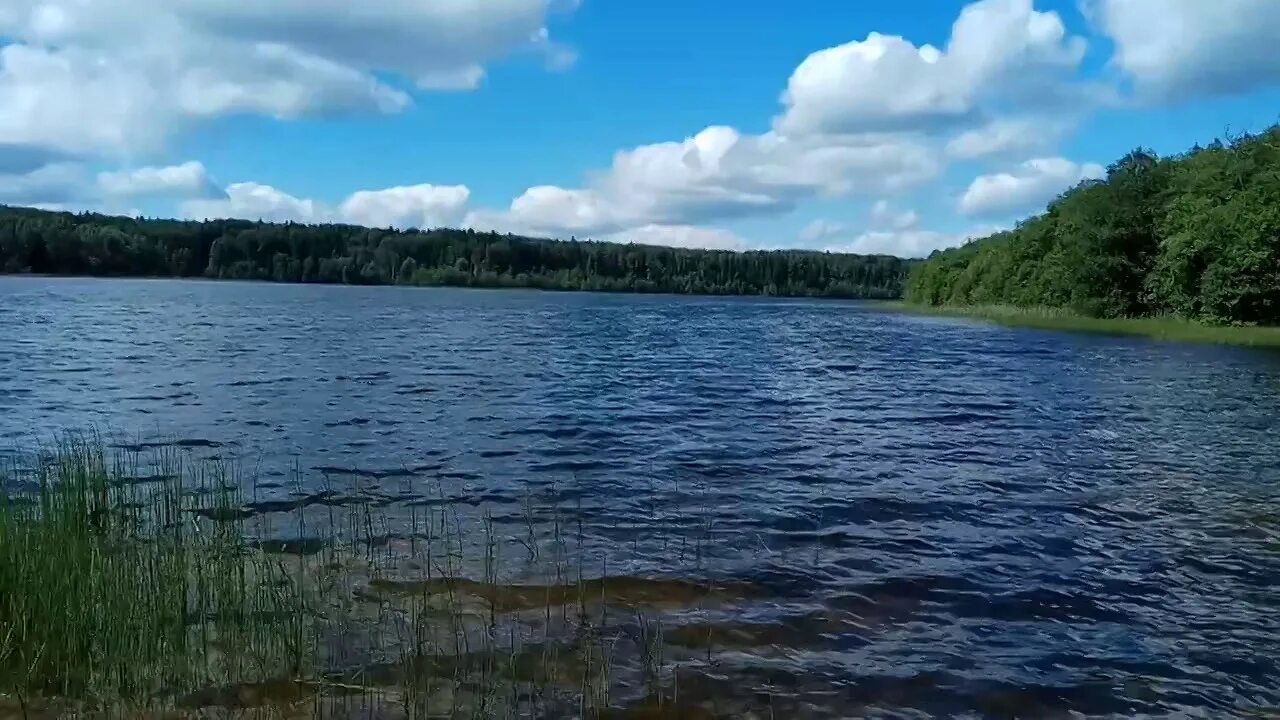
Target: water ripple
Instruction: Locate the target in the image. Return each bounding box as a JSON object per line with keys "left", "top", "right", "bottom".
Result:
{"left": 3, "top": 277, "right": 1280, "bottom": 717}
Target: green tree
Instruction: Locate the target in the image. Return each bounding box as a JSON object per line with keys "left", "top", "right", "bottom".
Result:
{"left": 905, "top": 125, "right": 1280, "bottom": 325}
{"left": 0, "top": 205, "right": 911, "bottom": 300}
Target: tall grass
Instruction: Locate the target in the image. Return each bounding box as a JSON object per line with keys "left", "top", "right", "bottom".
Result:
{"left": 0, "top": 437, "right": 715, "bottom": 717}
{"left": 876, "top": 302, "right": 1280, "bottom": 348}
{"left": 0, "top": 438, "right": 312, "bottom": 709}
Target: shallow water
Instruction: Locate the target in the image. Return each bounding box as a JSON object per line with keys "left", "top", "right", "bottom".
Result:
{"left": 3, "top": 276, "right": 1280, "bottom": 717}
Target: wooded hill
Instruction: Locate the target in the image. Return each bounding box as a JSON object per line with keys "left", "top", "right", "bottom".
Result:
{"left": 0, "top": 205, "right": 907, "bottom": 299}
{"left": 907, "top": 125, "right": 1280, "bottom": 325}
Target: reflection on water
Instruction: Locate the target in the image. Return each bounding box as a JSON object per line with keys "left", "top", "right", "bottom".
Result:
{"left": 3, "top": 276, "right": 1280, "bottom": 717}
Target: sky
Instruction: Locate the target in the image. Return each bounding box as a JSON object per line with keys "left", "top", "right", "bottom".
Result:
{"left": 2, "top": 0, "right": 1279, "bottom": 257}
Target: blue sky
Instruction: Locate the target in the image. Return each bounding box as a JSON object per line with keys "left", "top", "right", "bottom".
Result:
{"left": 2, "top": 0, "right": 1279, "bottom": 256}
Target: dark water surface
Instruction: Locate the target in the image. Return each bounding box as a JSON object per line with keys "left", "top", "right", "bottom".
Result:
{"left": 4, "top": 276, "right": 1280, "bottom": 717}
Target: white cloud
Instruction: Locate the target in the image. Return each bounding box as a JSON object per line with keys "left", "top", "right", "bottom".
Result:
{"left": 959, "top": 157, "right": 1105, "bottom": 217}
{"left": 945, "top": 116, "right": 1071, "bottom": 160}
{"left": 1090, "top": 0, "right": 1280, "bottom": 100}
{"left": 0, "top": 143, "right": 69, "bottom": 174}
{"left": 175, "top": 178, "right": 746, "bottom": 253}
{"left": 97, "top": 161, "right": 223, "bottom": 199}
{"left": 163, "top": 0, "right": 572, "bottom": 88}
{"left": 182, "top": 180, "right": 476, "bottom": 230}
{"left": 1, "top": 0, "right": 1146, "bottom": 257}
{"left": 799, "top": 202, "right": 968, "bottom": 257}
{"left": 797, "top": 202, "right": 923, "bottom": 254}
{"left": 824, "top": 223, "right": 1007, "bottom": 258}
{"left": 0, "top": 0, "right": 577, "bottom": 160}
{"left": 415, "top": 65, "right": 487, "bottom": 92}
{"left": 0, "top": 162, "right": 87, "bottom": 206}
{"left": 463, "top": 0, "right": 1104, "bottom": 247}
{"left": 777, "top": 33, "right": 965, "bottom": 136}
{"left": 799, "top": 219, "right": 847, "bottom": 243}
{"left": 601, "top": 224, "right": 748, "bottom": 251}
{"left": 1, "top": 158, "right": 223, "bottom": 211}
{"left": 828, "top": 230, "right": 961, "bottom": 258}
{"left": 470, "top": 126, "right": 942, "bottom": 238}
{"left": 868, "top": 200, "right": 920, "bottom": 231}
{"left": 339, "top": 184, "right": 471, "bottom": 229}
{"left": 175, "top": 43, "right": 411, "bottom": 119}
{"left": 0, "top": 44, "right": 167, "bottom": 159}
{"left": 776, "top": 0, "right": 1087, "bottom": 136}
{"left": 183, "top": 182, "right": 324, "bottom": 224}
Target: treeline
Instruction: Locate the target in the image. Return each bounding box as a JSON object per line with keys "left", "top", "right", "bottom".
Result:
{"left": 0, "top": 206, "right": 908, "bottom": 299}
{"left": 907, "top": 125, "right": 1280, "bottom": 324}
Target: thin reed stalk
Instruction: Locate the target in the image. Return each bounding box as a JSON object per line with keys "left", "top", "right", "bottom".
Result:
{"left": 0, "top": 436, "right": 699, "bottom": 718}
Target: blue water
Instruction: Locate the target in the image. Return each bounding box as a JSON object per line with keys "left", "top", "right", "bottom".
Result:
{"left": 3, "top": 276, "right": 1280, "bottom": 717}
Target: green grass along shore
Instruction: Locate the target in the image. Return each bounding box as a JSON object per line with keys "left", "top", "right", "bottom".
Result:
{"left": 0, "top": 438, "right": 732, "bottom": 717}
{"left": 876, "top": 302, "right": 1280, "bottom": 349}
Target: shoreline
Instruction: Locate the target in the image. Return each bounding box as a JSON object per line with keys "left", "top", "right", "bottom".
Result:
{"left": 0, "top": 271, "right": 899, "bottom": 303}
{"left": 874, "top": 302, "right": 1280, "bottom": 349}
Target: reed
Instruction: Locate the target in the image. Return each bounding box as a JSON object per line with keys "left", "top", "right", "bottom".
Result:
{"left": 0, "top": 436, "right": 702, "bottom": 718}
{"left": 0, "top": 437, "right": 312, "bottom": 710}
{"left": 876, "top": 302, "right": 1280, "bottom": 348}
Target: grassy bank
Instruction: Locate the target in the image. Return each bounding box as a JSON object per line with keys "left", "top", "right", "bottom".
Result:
{"left": 876, "top": 302, "right": 1280, "bottom": 349}
{"left": 0, "top": 438, "right": 735, "bottom": 718}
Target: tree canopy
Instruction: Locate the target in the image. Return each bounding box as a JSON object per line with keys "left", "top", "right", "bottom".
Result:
{"left": 906, "top": 125, "right": 1280, "bottom": 325}
{"left": 0, "top": 206, "right": 908, "bottom": 299}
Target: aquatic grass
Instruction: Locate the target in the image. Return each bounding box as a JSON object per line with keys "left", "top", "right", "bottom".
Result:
{"left": 0, "top": 437, "right": 315, "bottom": 709}
{"left": 876, "top": 302, "right": 1280, "bottom": 348}
{"left": 0, "top": 436, "right": 734, "bottom": 718}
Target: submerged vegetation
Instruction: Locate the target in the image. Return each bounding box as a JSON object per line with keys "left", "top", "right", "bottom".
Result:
{"left": 0, "top": 205, "right": 907, "bottom": 298}
{"left": 907, "top": 125, "right": 1280, "bottom": 326}
{"left": 0, "top": 438, "right": 776, "bottom": 718}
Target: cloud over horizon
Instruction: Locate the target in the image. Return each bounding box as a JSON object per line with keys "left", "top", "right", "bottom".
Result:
{"left": 1, "top": 0, "right": 1278, "bottom": 255}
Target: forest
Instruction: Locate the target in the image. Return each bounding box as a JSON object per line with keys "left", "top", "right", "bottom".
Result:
{"left": 0, "top": 206, "right": 907, "bottom": 299}
{"left": 906, "top": 125, "right": 1280, "bottom": 325}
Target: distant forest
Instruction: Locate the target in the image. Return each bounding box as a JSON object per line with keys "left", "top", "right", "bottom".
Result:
{"left": 0, "top": 206, "right": 908, "bottom": 299}
{"left": 907, "top": 125, "right": 1280, "bottom": 325}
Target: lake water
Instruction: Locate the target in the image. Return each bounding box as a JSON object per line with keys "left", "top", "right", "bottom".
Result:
{"left": 3, "top": 276, "right": 1280, "bottom": 717}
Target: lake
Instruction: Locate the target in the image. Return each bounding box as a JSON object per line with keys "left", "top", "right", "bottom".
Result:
{"left": 3, "top": 275, "right": 1280, "bottom": 717}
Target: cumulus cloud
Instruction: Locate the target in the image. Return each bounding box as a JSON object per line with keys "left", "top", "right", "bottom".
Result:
{"left": 0, "top": 162, "right": 88, "bottom": 206}
{"left": 776, "top": 0, "right": 1087, "bottom": 136}
{"left": 824, "top": 223, "right": 1008, "bottom": 258}
{"left": 601, "top": 224, "right": 748, "bottom": 251}
{"left": 799, "top": 219, "right": 848, "bottom": 243}
{"left": 176, "top": 177, "right": 746, "bottom": 253}
{"left": 959, "top": 157, "right": 1104, "bottom": 217}
{"left": 183, "top": 182, "right": 324, "bottom": 224}
{"left": 0, "top": 0, "right": 577, "bottom": 160}
{"left": 1090, "top": 0, "right": 1280, "bottom": 100}
{"left": 0, "top": 44, "right": 167, "bottom": 158}
{"left": 166, "top": 0, "right": 572, "bottom": 87}
{"left": 182, "top": 180, "right": 475, "bottom": 230}
{"left": 10, "top": 0, "right": 1207, "bottom": 257}
{"left": 945, "top": 116, "right": 1072, "bottom": 160}
{"left": 175, "top": 43, "right": 412, "bottom": 119}
{"left": 828, "top": 230, "right": 963, "bottom": 258}
{"left": 415, "top": 65, "right": 487, "bottom": 92}
{"left": 800, "top": 201, "right": 968, "bottom": 257}
{"left": 868, "top": 200, "right": 920, "bottom": 231}
{"left": 797, "top": 201, "right": 919, "bottom": 252}
{"left": 97, "top": 161, "right": 224, "bottom": 199}
{"left": 470, "top": 126, "right": 942, "bottom": 238}
{"left": 339, "top": 184, "right": 471, "bottom": 229}
{"left": 463, "top": 0, "right": 1110, "bottom": 246}
{"left": 0, "top": 159, "right": 225, "bottom": 211}
{"left": 0, "top": 143, "right": 72, "bottom": 174}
